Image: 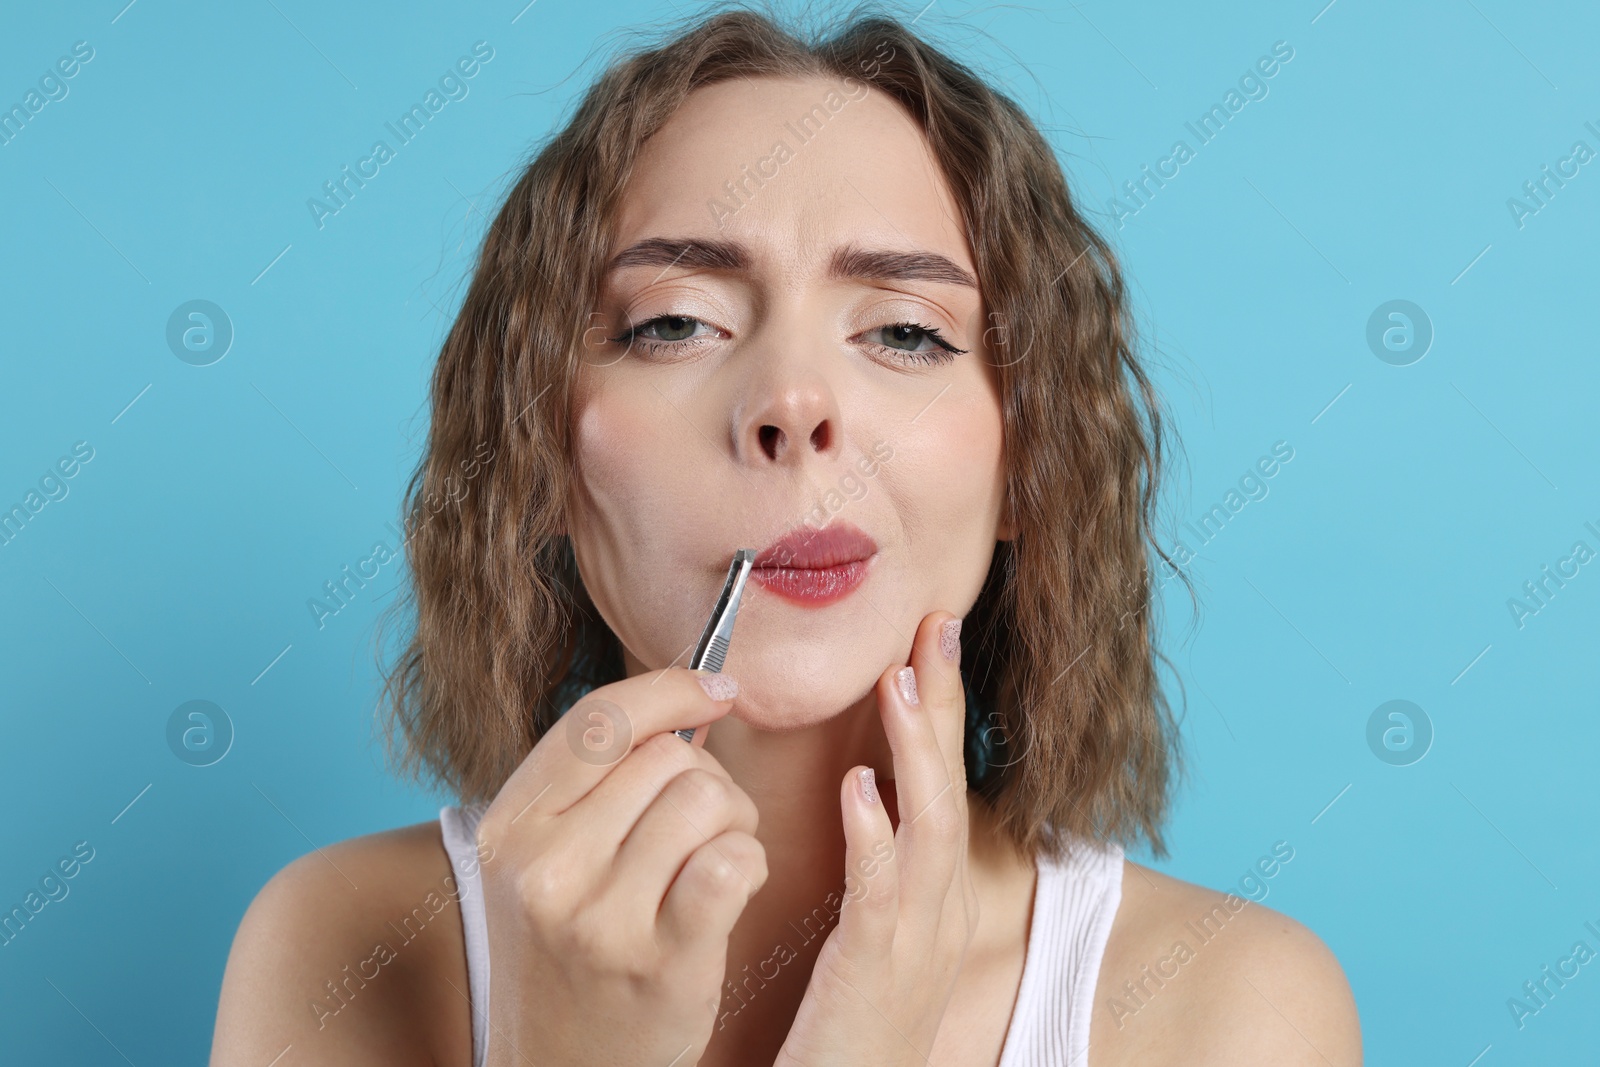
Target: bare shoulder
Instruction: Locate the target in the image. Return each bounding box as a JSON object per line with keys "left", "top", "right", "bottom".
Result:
{"left": 210, "top": 820, "right": 473, "bottom": 1067}
{"left": 1089, "top": 859, "right": 1362, "bottom": 1066}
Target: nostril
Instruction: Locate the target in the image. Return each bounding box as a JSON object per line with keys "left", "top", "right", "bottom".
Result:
{"left": 759, "top": 424, "right": 783, "bottom": 459}
{"left": 810, "top": 421, "right": 830, "bottom": 452}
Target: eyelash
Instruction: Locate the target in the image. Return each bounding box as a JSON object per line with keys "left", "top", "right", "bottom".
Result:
{"left": 606, "top": 315, "right": 968, "bottom": 366}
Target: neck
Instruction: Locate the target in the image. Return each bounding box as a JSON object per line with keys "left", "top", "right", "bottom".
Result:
{"left": 643, "top": 667, "right": 900, "bottom": 1056}
{"left": 706, "top": 685, "right": 895, "bottom": 847}
{"left": 605, "top": 659, "right": 1036, "bottom": 1063}
{"left": 616, "top": 649, "right": 897, "bottom": 888}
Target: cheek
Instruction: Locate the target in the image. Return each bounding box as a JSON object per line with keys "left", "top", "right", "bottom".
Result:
{"left": 896, "top": 393, "right": 1005, "bottom": 529}
{"left": 571, "top": 392, "right": 682, "bottom": 553}
{"left": 568, "top": 388, "right": 705, "bottom": 640}
{"left": 885, "top": 388, "right": 1005, "bottom": 603}
{"left": 573, "top": 393, "right": 649, "bottom": 500}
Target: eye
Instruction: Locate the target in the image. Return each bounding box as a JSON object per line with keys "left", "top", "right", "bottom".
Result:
{"left": 859, "top": 322, "right": 967, "bottom": 366}
{"left": 607, "top": 315, "right": 718, "bottom": 353}
{"left": 605, "top": 314, "right": 968, "bottom": 366}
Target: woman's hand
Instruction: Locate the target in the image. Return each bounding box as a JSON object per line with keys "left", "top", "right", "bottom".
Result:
{"left": 473, "top": 668, "right": 767, "bottom": 1067}
{"left": 775, "top": 611, "right": 978, "bottom": 1067}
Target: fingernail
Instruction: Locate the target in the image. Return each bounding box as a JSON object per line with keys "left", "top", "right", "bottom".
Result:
{"left": 859, "top": 767, "right": 879, "bottom": 805}
{"left": 697, "top": 673, "right": 739, "bottom": 701}
{"left": 940, "top": 618, "right": 962, "bottom": 662}
{"left": 895, "top": 666, "right": 919, "bottom": 706}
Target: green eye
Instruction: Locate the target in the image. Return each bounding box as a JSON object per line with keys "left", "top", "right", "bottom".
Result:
{"left": 607, "top": 315, "right": 713, "bottom": 351}
{"left": 646, "top": 316, "right": 700, "bottom": 341}
{"left": 864, "top": 322, "right": 966, "bottom": 365}
{"left": 606, "top": 315, "right": 967, "bottom": 367}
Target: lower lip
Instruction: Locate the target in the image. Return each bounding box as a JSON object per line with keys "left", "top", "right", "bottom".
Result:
{"left": 750, "top": 557, "right": 872, "bottom": 605}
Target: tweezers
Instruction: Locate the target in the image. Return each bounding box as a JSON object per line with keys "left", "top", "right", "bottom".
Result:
{"left": 676, "top": 548, "right": 755, "bottom": 742}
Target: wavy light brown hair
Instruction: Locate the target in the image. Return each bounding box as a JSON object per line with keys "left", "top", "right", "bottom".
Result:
{"left": 379, "top": 1, "right": 1189, "bottom": 861}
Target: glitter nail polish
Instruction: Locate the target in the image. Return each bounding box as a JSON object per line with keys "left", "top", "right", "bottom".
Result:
{"left": 697, "top": 673, "right": 739, "bottom": 701}
{"left": 896, "top": 666, "right": 919, "bottom": 706}
{"left": 940, "top": 618, "right": 962, "bottom": 662}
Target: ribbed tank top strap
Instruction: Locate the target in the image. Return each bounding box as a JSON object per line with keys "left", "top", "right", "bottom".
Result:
{"left": 439, "top": 802, "right": 492, "bottom": 1067}
{"left": 997, "top": 836, "right": 1125, "bottom": 1067}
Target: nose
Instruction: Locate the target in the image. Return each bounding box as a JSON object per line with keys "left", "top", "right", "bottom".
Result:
{"left": 734, "top": 336, "right": 842, "bottom": 468}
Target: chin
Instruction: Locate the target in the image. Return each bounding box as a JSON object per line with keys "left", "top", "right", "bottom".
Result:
{"left": 727, "top": 686, "right": 872, "bottom": 734}
{"left": 721, "top": 642, "right": 879, "bottom": 733}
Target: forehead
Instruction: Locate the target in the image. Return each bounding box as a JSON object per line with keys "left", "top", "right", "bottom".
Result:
{"left": 609, "top": 75, "right": 975, "bottom": 277}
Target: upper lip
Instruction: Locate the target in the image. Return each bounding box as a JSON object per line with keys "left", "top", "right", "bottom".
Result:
{"left": 754, "top": 521, "right": 878, "bottom": 569}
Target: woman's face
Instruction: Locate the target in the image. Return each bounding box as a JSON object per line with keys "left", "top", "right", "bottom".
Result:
{"left": 569, "top": 74, "right": 1010, "bottom": 731}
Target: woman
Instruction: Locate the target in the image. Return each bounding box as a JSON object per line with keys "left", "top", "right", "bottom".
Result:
{"left": 212, "top": 6, "right": 1361, "bottom": 1065}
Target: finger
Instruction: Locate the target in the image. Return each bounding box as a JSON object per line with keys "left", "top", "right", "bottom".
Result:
{"left": 833, "top": 765, "right": 898, "bottom": 958}
{"left": 875, "top": 645, "right": 965, "bottom": 911}
{"left": 876, "top": 652, "right": 961, "bottom": 843}
{"left": 909, "top": 611, "right": 969, "bottom": 807}
{"left": 486, "top": 668, "right": 738, "bottom": 835}
{"left": 607, "top": 766, "right": 760, "bottom": 913}
{"left": 657, "top": 830, "right": 768, "bottom": 955}
{"left": 536, "top": 732, "right": 729, "bottom": 887}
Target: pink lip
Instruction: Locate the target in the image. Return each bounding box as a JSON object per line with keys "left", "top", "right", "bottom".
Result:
{"left": 750, "top": 522, "right": 878, "bottom": 606}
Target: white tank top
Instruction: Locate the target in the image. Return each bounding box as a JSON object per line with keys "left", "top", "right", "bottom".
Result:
{"left": 439, "top": 802, "right": 1123, "bottom": 1067}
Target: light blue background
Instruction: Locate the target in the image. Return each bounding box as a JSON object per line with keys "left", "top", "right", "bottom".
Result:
{"left": 2, "top": 0, "right": 1596, "bottom": 1062}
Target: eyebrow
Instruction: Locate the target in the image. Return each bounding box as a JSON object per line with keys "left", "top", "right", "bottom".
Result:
{"left": 605, "top": 237, "right": 979, "bottom": 289}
